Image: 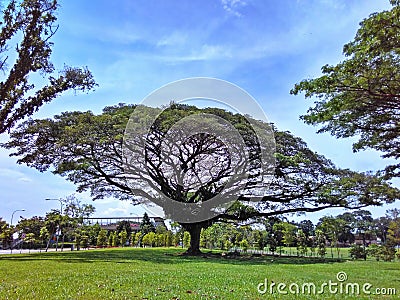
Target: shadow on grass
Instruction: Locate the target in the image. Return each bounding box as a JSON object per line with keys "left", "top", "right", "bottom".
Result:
{"left": 0, "top": 247, "right": 345, "bottom": 266}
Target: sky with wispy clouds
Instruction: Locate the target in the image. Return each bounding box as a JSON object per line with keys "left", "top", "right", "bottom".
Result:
{"left": 0, "top": 0, "right": 397, "bottom": 223}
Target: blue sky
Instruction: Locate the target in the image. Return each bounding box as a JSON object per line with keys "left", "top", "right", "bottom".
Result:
{"left": 0, "top": 0, "right": 398, "bottom": 224}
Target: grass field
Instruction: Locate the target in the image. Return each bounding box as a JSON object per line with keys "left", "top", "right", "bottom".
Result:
{"left": 0, "top": 247, "right": 399, "bottom": 300}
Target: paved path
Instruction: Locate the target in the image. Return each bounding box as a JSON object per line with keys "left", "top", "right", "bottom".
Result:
{"left": 0, "top": 248, "right": 92, "bottom": 255}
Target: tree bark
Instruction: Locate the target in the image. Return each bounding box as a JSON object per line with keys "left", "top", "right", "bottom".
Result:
{"left": 181, "top": 222, "right": 208, "bottom": 255}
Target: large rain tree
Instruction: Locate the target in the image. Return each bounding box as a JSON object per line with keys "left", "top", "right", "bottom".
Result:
{"left": 0, "top": 0, "right": 96, "bottom": 134}
{"left": 3, "top": 104, "right": 399, "bottom": 255}
{"left": 291, "top": 0, "right": 400, "bottom": 178}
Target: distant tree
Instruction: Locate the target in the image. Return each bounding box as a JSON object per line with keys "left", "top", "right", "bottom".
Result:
{"left": 268, "top": 234, "right": 278, "bottom": 254}
{"left": 108, "top": 232, "right": 114, "bottom": 247}
{"left": 317, "top": 216, "right": 345, "bottom": 258}
{"left": 172, "top": 232, "right": 181, "bottom": 247}
{"left": 119, "top": 230, "right": 128, "bottom": 247}
{"left": 381, "top": 245, "right": 396, "bottom": 262}
{"left": 351, "top": 210, "right": 374, "bottom": 254}
{"left": 133, "top": 232, "right": 142, "bottom": 247}
{"left": 297, "top": 220, "right": 314, "bottom": 244}
{"left": 16, "top": 216, "right": 44, "bottom": 247}
{"left": 373, "top": 216, "right": 391, "bottom": 244}
{"left": 387, "top": 219, "right": 400, "bottom": 248}
{"left": 0, "top": 219, "right": 13, "bottom": 249}
{"left": 200, "top": 228, "right": 207, "bottom": 248}
{"left": 272, "top": 222, "right": 285, "bottom": 254}
{"left": 366, "top": 244, "right": 395, "bottom": 262}
{"left": 240, "top": 239, "right": 249, "bottom": 253}
{"left": 224, "top": 239, "right": 233, "bottom": 251}
{"left": 55, "top": 195, "right": 96, "bottom": 250}
{"left": 43, "top": 210, "right": 62, "bottom": 251}
{"left": 296, "top": 229, "right": 308, "bottom": 256}
{"left": 111, "top": 231, "right": 118, "bottom": 247}
{"left": 116, "top": 220, "right": 132, "bottom": 238}
{"left": 96, "top": 229, "right": 108, "bottom": 248}
{"left": 255, "top": 230, "right": 268, "bottom": 250}
{"left": 315, "top": 229, "right": 326, "bottom": 258}
{"left": 87, "top": 223, "right": 101, "bottom": 246}
{"left": 142, "top": 232, "right": 155, "bottom": 247}
{"left": 139, "top": 213, "right": 155, "bottom": 235}
{"left": 23, "top": 233, "right": 36, "bottom": 253}
{"left": 366, "top": 244, "right": 383, "bottom": 261}
{"left": 183, "top": 231, "right": 191, "bottom": 249}
{"left": 74, "top": 228, "right": 82, "bottom": 250}
{"left": 62, "top": 195, "right": 96, "bottom": 221}
{"left": 80, "top": 234, "right": 89, "bottom": 249}
{"left": 165, "top": 231, "right": 173, "bottom": 247}
{"left": 336, "top": 212, "right": 356, "bottom": 245}
{"left": 350, "top": 244, "right": 367, "bottom": 260}
{"left": 291, "top": 1, "right": 400, "bottom": 179}
{"left": 0, "top": 0, "right": 96, "bottom": 134}
{"left": 282, "top": 222, "right": 297, "bottom": 255}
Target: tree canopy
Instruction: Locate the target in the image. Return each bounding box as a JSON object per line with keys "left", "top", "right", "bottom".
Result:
{"left": 0, "top": 0, "right": 96, "bottom": 134}
{"left": 2, "top": 103, "right": 399, "bottom": 254}
{"left": 291, "top": 1, "right": 400, "bottom": 178}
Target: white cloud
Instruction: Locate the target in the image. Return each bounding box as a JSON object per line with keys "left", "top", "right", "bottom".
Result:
{"left": 167, "top": 44, "right": 232, "bottom": 62}
{"left": 18, "top": 177, "right": 33, "bottom": 183}
{"left": 0, "top": 168, "right": 33, "bottom": 183}
{"left": 157, "top": 31, "right": 188, "bottom": 47}
{"left": 96, "top": 200, "right": 133, "bottom": 217}
{"left": 221, "top": 0, "right": 248, "bottom": 17}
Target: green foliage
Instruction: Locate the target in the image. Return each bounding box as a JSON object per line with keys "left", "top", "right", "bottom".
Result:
{"left": 224, "top": 240, "right": 233, "bottom": 251}
{"left": 365, "top": 244, "right": 395, "bottom": 261}
{"left": 139, "top": 213, "right": 155, "bottom": 235}
{"left": 17, "top": 216, "right": 44, "bottom": 245}
{"left": 80, "top": 234, "right": 89, "bottom": 249}
{"left": 116, "top": 220, "right": 132, "bottom": 238}
{"left": 142, "top": 232, "right": 156, "bottom": 247}
{"left": 281, "top": 222, "right": 297, "bottom": 248}
{"left": 183, "top": 231, "right": 191, "bottom": 248}
{"left": 0, "top": 0, "right": 96, "bottom": 134}
{"left": 96, "top": 229, "right": 108, "bottom": 248}
{"left": 4, "top": 103, "right": 400, "bottom": 254}
{"left": 381, "top": 245, "right": 396, "bottom": 261}
{"left": 349, "top": 245, "right": 366, "bottom": 260}
{"left": 317, "top": 216, "right": 346, "bottom": 257}
{"left": 387, "top": 218, "right": 400, "bottom": 247}
{"left": 239, "top": 239, "right": 249, "bottom": 252}
{"left": 315, "top": 229, "right": 326, "bottom": 258}
{"left": 39, "top": 226, "right": 49, "bottom": 246}
{"left": 118, "top": 230, "right": 128, "bottom": 247}
{"left": 254, "top": 230, "right": 268, "bottom": 250}
{"left": 366, "top": 244, "right": 381, "bottom": 261}
{"left": 133, "top": 232, "right": 142, "bottom": 247}
{"left": 165, "top": 231, "right": 173, "bottom": 247}
{"left": 111, "top": 232, "right": 118, "bottom": 247}
{"left": 291, "top": 3, "right": 400, "bottom": 178}
{"left": 296, "top": 229, "right": 308, "bottom": 256}
{"left": 268, "top": 235, "right": 278, "bottom": 254}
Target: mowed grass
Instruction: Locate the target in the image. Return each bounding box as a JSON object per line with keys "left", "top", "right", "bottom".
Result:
{"left": 0, "top": 248, "right": 399, "bottom": 300}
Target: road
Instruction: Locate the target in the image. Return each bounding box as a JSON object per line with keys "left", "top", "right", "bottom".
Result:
{"left": 0, "top": 247, "right": 92, "bottom": 255}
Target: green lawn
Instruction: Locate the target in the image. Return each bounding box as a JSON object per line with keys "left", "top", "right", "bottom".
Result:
{"left": 0, "top": 247, "right": 398, "bottom": 299}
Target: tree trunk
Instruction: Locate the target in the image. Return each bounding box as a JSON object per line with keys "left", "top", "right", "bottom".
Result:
{"left": 181, "top": 222, "right": 205, "bottom": 255}
{"left": 45, "top": 236, "right": 51, "bottom": 252}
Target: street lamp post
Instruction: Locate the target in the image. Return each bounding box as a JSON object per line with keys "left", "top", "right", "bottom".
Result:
{"left": 45, "top": 198, "right": 63, "bottom": 214}
{"left": 45, "top": 198, "right": 63, "bottom": 251}
{"left": 10, "top": 209, "right": 25, "bottom": 254}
